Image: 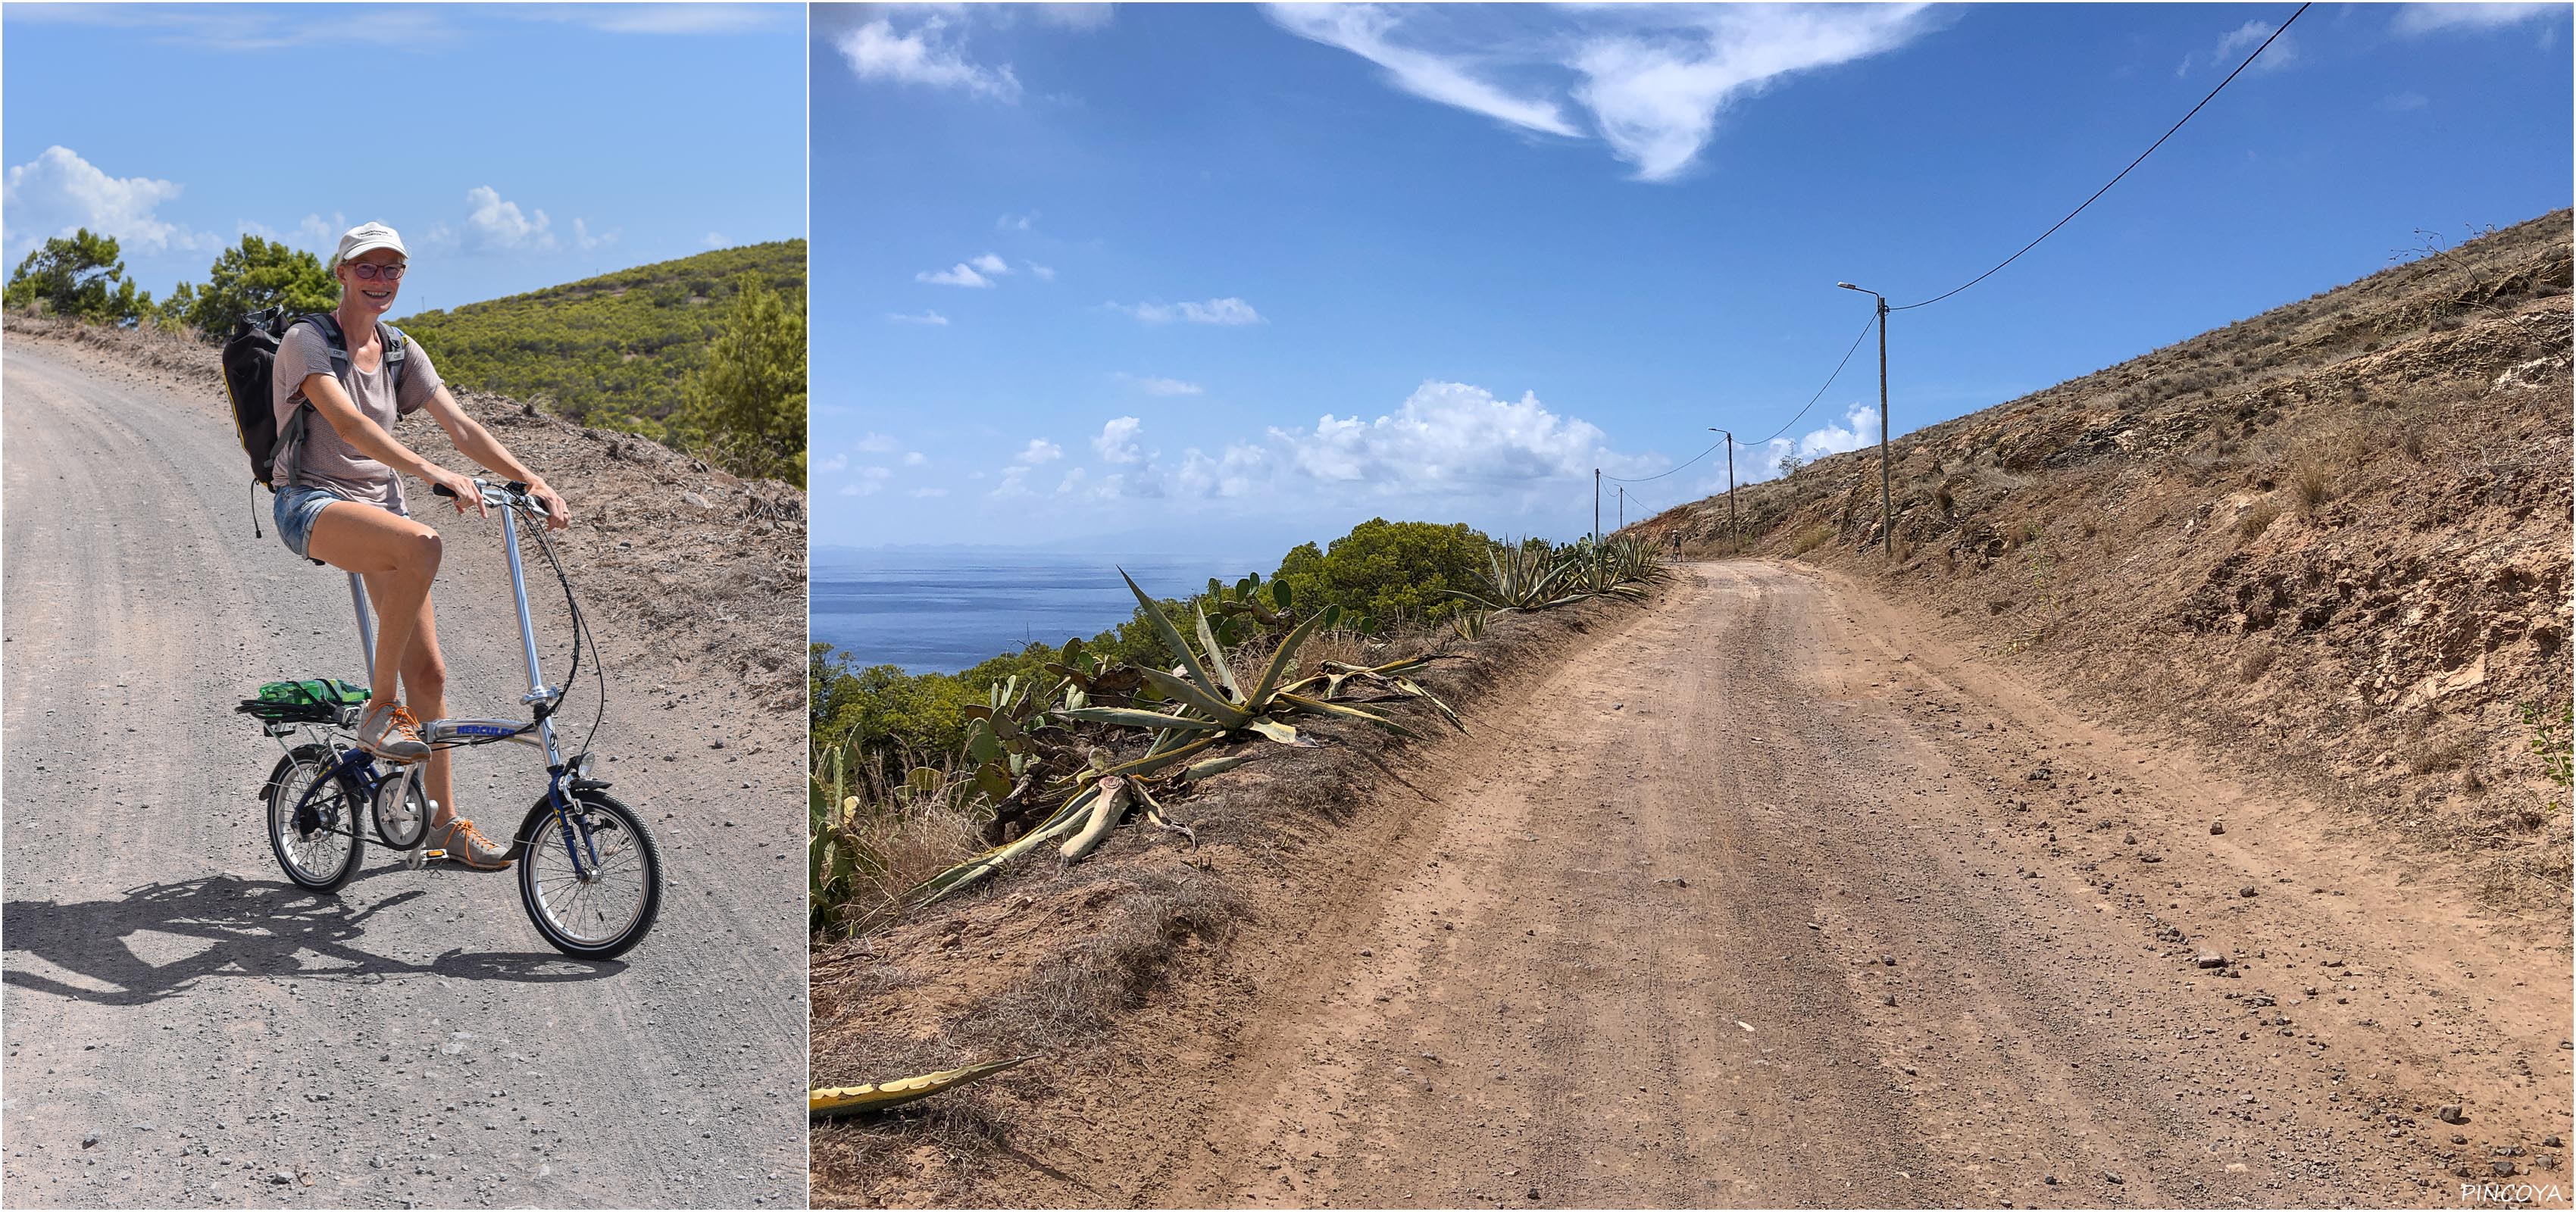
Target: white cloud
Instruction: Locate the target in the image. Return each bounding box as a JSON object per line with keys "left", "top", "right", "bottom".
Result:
{"left": 818, "top": 452, "right": 850, "bottom": 473}
{"left": 6, "top": 4, "right": 453, "bottom": 49}
{"left": 2, "top": 145, "right": 215, "bottom": 256}
{"left": 849, "top": 467, "right": 894, "bottom": 497}
{"left": 856, "top": 433, "right": 902, "bottom": 453}
{"left": 836, "top": 16, "right": 1022, "bottom": 102}
{"left": 705, "top": 232, "right": 730, "bottom": 248}
{"left": 1570, "top": 6, "right": 1937, "bottom": 180}
{"left": 968, "top": 252, "right": 1011, "bottom": 275}
{"left": 574, "top": 217, "right": 616, "bottom": 250}
{"left": 1093, "top": 416, "right": 1148, "bottom": 464}
{"left": 1074, "top": 381, "right": 1630, "bottom": 505}
{"left": 1028, "top": 262, "right": 1056, "bottom": 280}
{"left": 1264, "top": 5, "right": 1935, "bottom": 183}
{"left": 1014, "top": 438, "right": 1064, "bottom": 465}
{"left": 2391, "top": 3, "right": 2562, "bottom": 34}
{"left": 918, "top": 262, "right": 994, "bottom": 288}
{"left": 1056, "top": 467, "right": 1092, "bottom": 495}
{"left": 998, "top": 211, "right": 1038, "bottom": 231}
{"left": 1109, "top": 297, "right": 1265, "bottom": 325}
{"left": 1739, "top": 401, "right": 1882, "bottom": 483}
{"left": 2382, "top": 91, "right": 2429, "bottom": 111}
{"left": 1267, "top": 5, "right": 1580, "bottom": 138}
{"left": 911, "top": 486, "right": 950, "bottom": 498}
{"left": 838, "top": 483, "right": 864, "bottom": 496}
{"left": 903, "top": 451, "right": 929, "bottom": 467}
{"left": 460, "top": 186, "right": 556, "bottom": 253}
{"left": 888, "top": 309, "right": 952, "bottom": 325}
{"left": 991, "top": 465, "right": 1036, "bottom": 499}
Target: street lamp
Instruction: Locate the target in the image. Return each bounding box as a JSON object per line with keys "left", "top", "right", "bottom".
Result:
{"left": 1839, "top": 282, "right": 1893, "bottom": 555}
{"left": 1707, "top": 428, "right": 1736, "bottom": 548}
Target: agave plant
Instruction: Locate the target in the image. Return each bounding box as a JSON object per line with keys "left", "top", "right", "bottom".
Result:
{"left": 1457, "top": 539, "right": 1587, "bottom": 614}
{"left": 1055, "top": 570, "right": 1420, "bottom": 747}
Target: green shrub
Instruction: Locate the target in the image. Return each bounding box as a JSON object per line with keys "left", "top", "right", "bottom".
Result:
{"left": 1271, "top": 517, "right": 1492, "bottom": 624}
{"left": 5, "top": 229, "right": 154, "bottom": 323}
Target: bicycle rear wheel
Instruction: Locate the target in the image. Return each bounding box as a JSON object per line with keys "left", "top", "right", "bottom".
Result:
{"left": 516, "top": 788, "right": 661, "bottom": 959}
{"left": 264, "top": 745, "right": 367, "bottom": 892}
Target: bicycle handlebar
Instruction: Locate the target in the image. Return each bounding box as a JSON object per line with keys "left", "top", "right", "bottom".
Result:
{"left": 432, "top": 478, "right": 549, "bottom": 517}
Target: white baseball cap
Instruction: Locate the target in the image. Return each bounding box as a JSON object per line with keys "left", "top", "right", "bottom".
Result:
{"left": 329, "top": 221, "right": 408, "bottom": 271}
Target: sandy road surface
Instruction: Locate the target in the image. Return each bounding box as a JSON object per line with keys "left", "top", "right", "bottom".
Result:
{"left": 1120, "top": 562, "right": 2570, "bottom": 1208}
{"left": 2, "top": 342, "right": 805, "bottom": 1207}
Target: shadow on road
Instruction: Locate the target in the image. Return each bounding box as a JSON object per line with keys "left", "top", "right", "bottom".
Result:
{"left": 2, "top": 871, "right": 624, "bottom": 1006}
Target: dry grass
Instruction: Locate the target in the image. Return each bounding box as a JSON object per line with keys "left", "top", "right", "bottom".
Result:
{"left": 1790, "top": 523, "right": 1836, "bottom": 556}
{"left": 2288, "top": 459, "right": 2334, "bottom": 514}
{"left": 958, "top": 870, "right": 1246, "bottom": 1054}
{"left": 2237, "top": 498, "right": 2284, "bottom": 539}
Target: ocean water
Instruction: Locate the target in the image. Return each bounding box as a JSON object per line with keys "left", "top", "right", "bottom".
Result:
{"left": 810, "top": 549, "right": 1269, "bottom": 675}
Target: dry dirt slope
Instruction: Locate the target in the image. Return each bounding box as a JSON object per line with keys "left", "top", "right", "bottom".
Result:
{"left": 1, "top": 317, "right": 806, "bottom": 1208}
{"left": 1637, "top": 211, "right": 2574, "bottom": 910}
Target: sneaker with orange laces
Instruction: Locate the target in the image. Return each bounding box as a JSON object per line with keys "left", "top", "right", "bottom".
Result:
{"left": 426, "top": 817, "right": 514, "bottom": 870}
{"left": 357, "top": 703, "right": 431, "bottom": 764}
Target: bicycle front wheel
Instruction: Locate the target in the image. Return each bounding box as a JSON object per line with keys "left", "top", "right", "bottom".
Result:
{"left": 516, "top": 789, "right": 661, "bottom": 960}
{"left": 264, "top": 745, "right": 366, "bottom": 892}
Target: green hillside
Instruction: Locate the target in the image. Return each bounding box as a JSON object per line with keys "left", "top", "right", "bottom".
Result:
{"left": 392, "top": 240, "right": 805, "bottom": 440}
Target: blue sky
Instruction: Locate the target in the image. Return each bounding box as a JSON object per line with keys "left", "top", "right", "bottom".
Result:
{"left": 813, "top": 1, "right": 2571, "bottom": 554}
{"left": 2, "top": 3, "right": 806, "bottom": 316}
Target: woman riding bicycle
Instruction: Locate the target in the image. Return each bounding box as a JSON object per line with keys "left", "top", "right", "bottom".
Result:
{"left": 270, "top": 220, "right": 571, "bottom": 871}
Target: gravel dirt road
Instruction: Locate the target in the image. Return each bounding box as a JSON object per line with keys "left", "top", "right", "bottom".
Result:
{"left": 1091, "top": 561, "right": 2571, "bottom": 1208}
{"left": 2, "top": 337, "right": 806, "bottom": 1208}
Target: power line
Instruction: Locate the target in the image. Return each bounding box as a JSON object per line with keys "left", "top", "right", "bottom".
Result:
{"left": 1604, "top": 438, "right": 1724, "bottom": 483}
{"left": 1746, "top": 310, "right": 1879, "bottom": 447}
{"left": 1608, "top": 308, "right": 1876, "bottom": 486}
{"left": 1891, "top": 2, "right": 2309, "bottom": 312}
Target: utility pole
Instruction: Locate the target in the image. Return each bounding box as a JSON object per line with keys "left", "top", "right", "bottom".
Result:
{"left": 1838, "top": 283, "right": 1893, "bottom": 555}
{"left": 1709, "top": 428, "right": 1737, "bottom": 551}
{"left": 1618, "top": 486, "right": 1624, "bottom": 533}
{"left": 1593, "top": 468, "right": 1601, "bottom": 546}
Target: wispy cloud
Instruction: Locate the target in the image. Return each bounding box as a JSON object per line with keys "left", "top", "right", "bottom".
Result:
{"left": 1267, "top": 5, "right": 1580, "bottom": 139}
{"left": 1264, "top": 5, "right": 1937, "bottom": 182}
{"left": 2390, "top": 3, "right": 2564, "bottom": 35}
{"left": 888, "top": 309, "right": 951, "bottom": 325}
{"left": 1014, "top": 438, "right": 1064, "bottom": 465}
{"left": 1028, "top": 262, "right": 1056, "bottom": 280}
{"left": 454, "top": 186, "right": 556, "bottom": 253}
{"left": 1108, "top": 297, "right": 1265, "bottom": 325}
{"left": 836, "top": 14, "right": 1021, "bottom": 102}
{"left": 2183, "top": 19, "right": 2296, "bottom": 76}
{"left": 856, "top": 433, "right": 902, "bottom": 454}
{"left": 1116, "top": 372, "right": 1205, "bottom": 395}
{"left": 817, "top": 452, "right": 849, "bottom": 473}
{"left": 2, "top": 145, "right": 217, "bottom": 256}
{"left": 918, "top": 262, "right": 994, "bottom": 287}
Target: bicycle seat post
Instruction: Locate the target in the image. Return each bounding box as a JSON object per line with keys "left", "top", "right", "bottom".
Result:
{"left": 347, "top": 572, "right": 377, "bottom": 685}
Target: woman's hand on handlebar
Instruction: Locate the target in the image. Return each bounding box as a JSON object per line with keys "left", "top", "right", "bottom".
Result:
{"left": 526, "top": 480, "right": 571, "bottom": 530}
{"left": 427, "top": 467, "right": 488, "bottom": 519}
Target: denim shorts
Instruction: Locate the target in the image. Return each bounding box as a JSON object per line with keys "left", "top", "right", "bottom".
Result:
{"left": 274, "top": 484, "right": 405, "bottom": 561}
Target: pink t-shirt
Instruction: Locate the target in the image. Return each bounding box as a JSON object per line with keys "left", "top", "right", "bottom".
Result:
{"left": 271, "top": 319, "right": 444, "bottom": 514}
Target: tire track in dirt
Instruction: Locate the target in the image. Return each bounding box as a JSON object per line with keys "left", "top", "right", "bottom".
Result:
{"left": 1118, "top": 561, "right": 2568, "bottom": 1209}
{"left": 2, "top": 339, "right": 804, "bottom": 1210}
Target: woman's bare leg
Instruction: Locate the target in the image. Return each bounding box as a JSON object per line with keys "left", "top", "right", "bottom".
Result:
{"left": 306, "top": 501, "right": 441, "bottom": 714}
{"left": 364, "top": 573, "right": 457, "bottom": 827}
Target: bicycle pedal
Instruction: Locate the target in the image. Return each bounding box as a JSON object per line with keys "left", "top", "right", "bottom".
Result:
{"left": 422, "top": 848, "right": 449, "bottom": 863}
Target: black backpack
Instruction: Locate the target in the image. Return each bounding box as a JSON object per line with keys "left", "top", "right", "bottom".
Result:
{"left": 220, "top": 309, "right": 406, "bottom": 536}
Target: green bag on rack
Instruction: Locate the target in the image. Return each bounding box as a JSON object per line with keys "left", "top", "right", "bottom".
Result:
{"left": 238, "top": 678, "right": 369, "bottom": 723}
